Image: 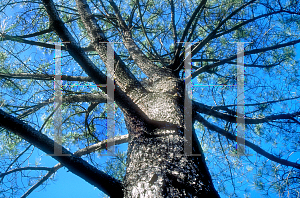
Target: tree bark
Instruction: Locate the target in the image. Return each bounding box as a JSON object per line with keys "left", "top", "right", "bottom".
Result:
{"left": 123, "top": 77, "right": 220, "bottom": 197}
{"left": 41, "top": 0, "right": 221, "bottom": 196}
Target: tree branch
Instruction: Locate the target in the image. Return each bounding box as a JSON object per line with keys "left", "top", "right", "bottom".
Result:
{"left": 171, "top": 0, "right": 207, "bottom": 70}
{"left": 211, "top": 96, "right": 300, "bottom": 110}
{"left": 15, "top": 93, "right": 106, "bottom": 119}
{"left": 193, "top": 101, "right": 300, "bottom": 124}
{"left": 214, "top": 10, "right": 283, "bottom": 38}
{"left": 42, "top": 0, "right": 107, "bottom": 87}
{"left": 186, "top": 8, "right": 202, "bottom": 43}
{"left": 0, "top": 145, "right": 32, "bottom": 184}
{"left": 21, "top": 134, "right": 129, "bottom": 197}
{"left": 174, "top": 0, "right": 256, "bottom": 71}
{"left": 107, "top": 0, "right": 172, "bottom": 79}
{"left": 0, "top": 109, "right": 124, "bottom": 197}
{"left": 17, "top": 28, "right": 54, "bottom": 38}
{"left": 74, "top": 0, "right": 145, "bottom": 93}
{"left": 136, "top": 0, "right": 166, "bottom": 67}
{"left": 107, "top": 0, "right": 128, "bottom": 29}
{"left": 169, "top": 0, "right": 178, "bottom": 51}
{"left": 85, "top": 102, "right": 101, "bottom": 141}
{"left": 0, "top": 33, "right": 98, "bottom": 52}
{"left": 0, "top": 72, "right": 93, "bottom": 82}
{"left": 192, "top": 38, "right": 300, "bottom": 78}
{"left": 0, "top": 167, "right": 52, "bottom": 178}
{"left": 42, "top": 0, "right": 156, "bottom": 126}
{"left": 21, "top": 163, "right": 62, "bottom": 198}
{"left": 190, "top": 0, "right": 257, "bottom": 58}
{"left": 1, "top": 34, "right": 67, "bottom": 50}
{"left": 128, "top": 3, "right": 137, "bottom": 29}
{"left": 191, "top": 59, "right": 284, "bottom": 68}
{"left": 194, "top": 113, "right": 300, "bottom": 170}
{"left": 74, "top": 134, "right": 129, "bottom": 156}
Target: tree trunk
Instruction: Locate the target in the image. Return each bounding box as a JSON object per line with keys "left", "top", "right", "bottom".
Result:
{"left": 122, "top": 77, "right": 220, "bottom": 197}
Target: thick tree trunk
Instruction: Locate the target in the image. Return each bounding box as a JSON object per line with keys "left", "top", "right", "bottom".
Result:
{"left": 123, "top": 77, "right": 220, "bottom": 197}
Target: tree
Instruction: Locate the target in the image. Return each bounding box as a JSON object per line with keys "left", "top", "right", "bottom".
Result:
{"left": 0, "top": 0, "right": 300, "bottom": 197}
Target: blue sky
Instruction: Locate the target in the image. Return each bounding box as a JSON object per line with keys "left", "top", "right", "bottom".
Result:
{"left": 1, "top": 40, "right": 299, "bottom": 198}
{"left": 26, "top": 148, "right": 123, "bottom": 198}
{"left": 1, "top": 1, "right": 300, "bottom": 197}
{"left": 28, "top": 154, "right": 104, "bottom": 197}
{"left": 23, "top": 44, "right": 300, "bottom": 198}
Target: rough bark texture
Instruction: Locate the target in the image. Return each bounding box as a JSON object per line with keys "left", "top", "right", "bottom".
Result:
{"left": 42, "top": 0, "right": 221, "bottom": 196}
{"left": 123, "top": 76, "right": 220, "bottom": 197}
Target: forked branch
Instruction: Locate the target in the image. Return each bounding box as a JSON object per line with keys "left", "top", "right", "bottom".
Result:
{"left": 20, "top": 134, "right": 129, "bottom": 197}
{"left": 0, "top": 109, "right": 124, "bottom": 197}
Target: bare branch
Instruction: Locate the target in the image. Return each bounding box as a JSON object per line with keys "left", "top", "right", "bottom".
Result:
{"left": 1, "top": 34, "right": 67, "bottom": 50}
{"left": 107, "top": 0, "right": 172, "bottom": 79}
{"left": 73, "top": 0, "right": 147, "bottom": 93}
{"left": 136, "top": 0, "right": 166, "bottom": 66}
{"left": 214, "top": 11, "right": 283, "bottom": 38}
{"left": 290, "top": 117, "right": 300, "bottom": 125}
{"left": 0, "top": 145, "right": 32, "bottom": 184}
{"left": 42, "top": 0, "right": 156, "bottom": 125}
{"left": 74, "top": 134, "right": 129, "bottom": 156}
{"left": 224, "top": 61, "right": 283, "bottom": 68}
{"left": 0, "top": 72, "right": 93, "bottom": 82}
{"left": 194, "top": 113, "right": 300, "bottom": 170}
{"left": 107, "top": 0, "right": 128, "bottom": 30}
{"left": 190, "top": 0, "right": 257, "bottom": 58}
{"left": 0, "top": 167, "right": 52, "bottom": 178}
{"left": 192, "top": 38, "right": 300, "bottom": 78}
{"left": 21, "top": 163, "right": 63, "bottom": 198}
{"left": 98, "top": 0, "right": 110, "bottom": 16}
{"left": 193, "top": 101, "right": 300, "bottom": 124}
{"left": 85, "top": 102, "right": 101, "bottom": 141}
{"left": 0, "top": 109, "right": 124, "bottom": 197}
{"left": 42, "top": 0, "right": 107, "bottom": 87}
{"left": 174, "top": 0, "right": 256, "bottom": 71}
{"left": 17, "top": 28, "right": 53, "bottom": 38}
{"left": 63, "top": 93, "right": 107, "bottom": 103}
{"left": 21, "top": 134, "right": 129, "bottom": 197}
{"left": 169, "top": 0, "right": 178, "bottom": 51}
{"left": 172, "top": 0, "right": 207, "bottom": 70}
{"left": 0, "top": 33, "right": 99, "bottom": 52}
{"left": 191, "top": 59, "right": 284, "bottom": 68}
{"left": 186, "top": 9, "right": 202, "bottom": 43}
{"left": 211, "top": 96, "right": 300, "bottom": 109}
{"left": 15, "top": 93, "right": 106, "bottom": 119}
{"left": 128, "top": 4, "right": 137, "bottom": 29}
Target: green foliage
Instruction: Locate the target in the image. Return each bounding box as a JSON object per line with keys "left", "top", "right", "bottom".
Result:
{"left": 254, "top": 123, "right": 263, "bottom": 136}
{"left": 0, "top": 0, "right": 300, "bottom": 197}
{"left": 104, "top": 150, "right": 127, "bottom": 181}
{"left": 0, "top": 130, "right": 24, "bottom": 157}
